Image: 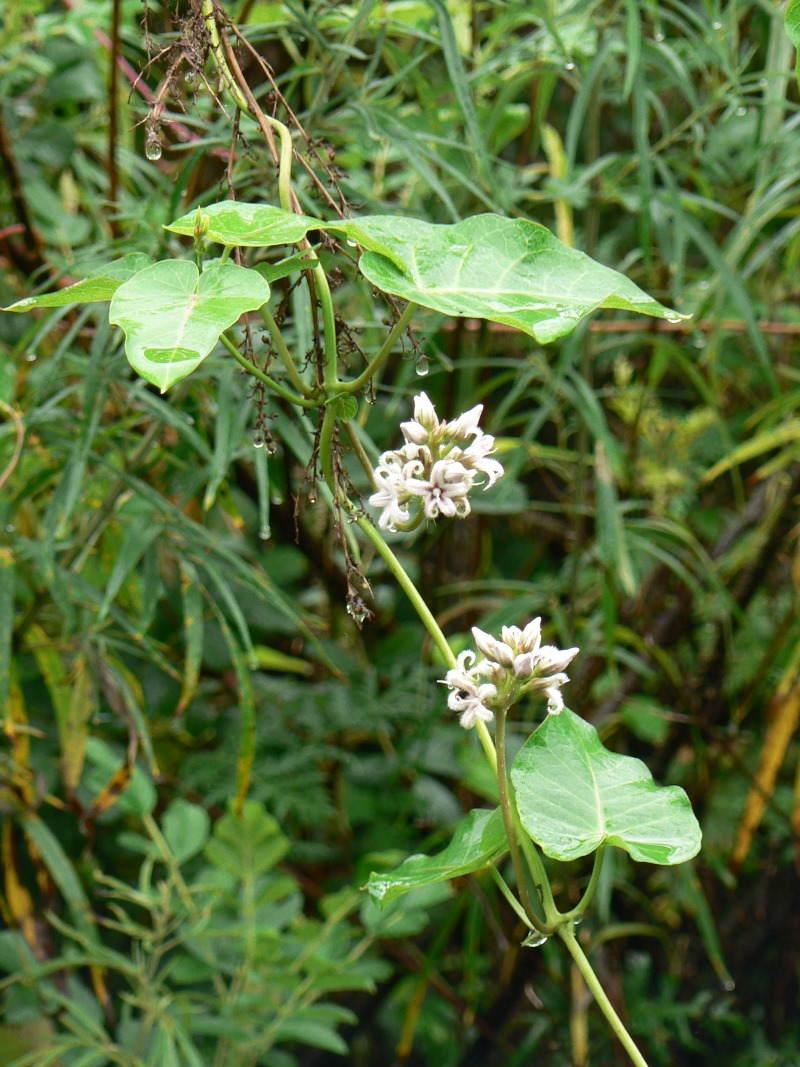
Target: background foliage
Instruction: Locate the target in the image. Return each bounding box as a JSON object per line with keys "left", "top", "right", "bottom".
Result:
{"left": 1, "top": 1, "right": 799, "bottom": 1064}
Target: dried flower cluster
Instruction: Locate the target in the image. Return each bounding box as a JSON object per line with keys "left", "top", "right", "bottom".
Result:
{"left": 368, "top": 393, "right": 503, "bottom": 531}
{"left": 441, "top": 619, "right": 579, "bottom": 729}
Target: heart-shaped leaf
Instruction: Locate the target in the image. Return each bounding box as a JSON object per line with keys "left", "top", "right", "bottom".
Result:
{"left": 2, "top": 254, "right": 151, "bottom": 311}
{"left": 366, "top": 807, "right": 507, "bottom": 906}
{"left": 328, "top": 214, "right": 680, "bottom": 343}
{"left": 108, "top": 260, "right": 270, "bottom": 392}
{"left": 511, "top": 709, "right": 701, "bottom": 864}
{"left": 166, "top": 201, "right": 321, "bottom": 248}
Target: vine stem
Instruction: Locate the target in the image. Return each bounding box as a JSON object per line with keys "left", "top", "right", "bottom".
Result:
{"left": 342, "top": 302, "right": 417, "bottom": 394}
{"left": 219, "top": 332, "right": 316, "bottom": 408}
{"left": 260, "top": 305, "right": 314, "bottom": 398}
{"left": 354, "top": 513, "right": 497, "bottom": 773}
{"left": 559, "top": 924, "right": 651, "bottom": 1067}
{"left": 494, "top": 706, "right": 545, "bottom": 930}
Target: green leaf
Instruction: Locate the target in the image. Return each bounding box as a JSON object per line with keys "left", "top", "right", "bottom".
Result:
{"left": 165, "top": 201, "right": 321, "bottom": 247}
{"left": 328, "top": 214, "right": 679, "bottom": 342}
{"left": 2, "top": 254, "right": 151, "bottom": 311}
{"left": 162, "top": 799, "right": 210, "bottom": 864}
{"left": 204, "top": 800, "right": 289, "bottom": 878}
{"left": 787, "top": 0, "right": 800, "bottom": 85}
{"left": 511, "top": 709, "right": 701, "bottom": 864}
{"left": 366, "top": 807, "right": 507, "bottom": 906}
{"left": 108, "top": 260, "right": 270, "bottom": 392}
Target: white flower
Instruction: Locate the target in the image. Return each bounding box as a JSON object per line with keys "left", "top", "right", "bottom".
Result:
{"left": 440, "top": 651, "right": 497, "bottom": 729}
{"left": 368, "top": 393, "right": 504, "bottom": 530}
{"left": 368, "top": 461, "right": 410, "bottom": 531}
{"left": 472, "top": 626, "right": 516, "bottom": 667}
{"left": 400, "top": 392, "right": 440, "bottom": 444}
{"left": 447, "top": 403, "right": 484, "bottom": 441}
{"left": 458, "top": 433, "right": 504, "bottom": 487}
{"left": 405, "top": 459, "right": 472, "bottom": 519}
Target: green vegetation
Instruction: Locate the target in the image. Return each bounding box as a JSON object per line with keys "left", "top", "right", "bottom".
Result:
{"left": 1, "top": 2, "right": 799, "bottom": 1065}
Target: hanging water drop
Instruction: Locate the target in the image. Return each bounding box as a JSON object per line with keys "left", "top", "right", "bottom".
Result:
{"left": 665, "top": 311, "right": 682, "bottom": 324}
{"left": 698, "top": 279, "right": 710, "bottom": 290}
{"left": 346, "top": 238, "right": 358, "bottom": 248}
{"left": 253, "top": 433, "right": 265, "bottom": 449}
{"left": 145, "top": 133, "right": 162, "bottom": 161}
{"left": 522, "top": 930, "right": 548, "bottom": 949}
{"left": 712, "top": 20, "right": 722, "bottom": 30}
{"left": 415, "top": 355, "right": 429, "bottom": 377}
{"left": 258, "top": 524, "right": 271, "bottom": 541}
{"left": 564, "top": 61, "right": 575, "bottom": 71}
{"left": 735, "top": 105, "right": 747, "bottom": 117}
{"left": 5, "top": 524, "right": 15, "bottom": 533}
{"left": 308, "top": 492, "right": 317, "bottom": 504}
{"left": 693, "top": 334, "right": 706, "bottom": 349}
{"left": 24, "top": 351, "right": 36, "bottom": 362}
{"left": 654, "top": 31, "right": 665, "bottom": 42}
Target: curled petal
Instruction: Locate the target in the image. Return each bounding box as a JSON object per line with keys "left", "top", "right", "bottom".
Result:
{"left": 544, "top": 686, "right": 565, "bottom": 715}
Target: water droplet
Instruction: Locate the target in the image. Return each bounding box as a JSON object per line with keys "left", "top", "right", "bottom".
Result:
{"left": 184, "top": 71, "right": 195, "bottom": 86}
{"left": 24, "top": 351, "right": 36, "bottom": 362}
{"left": 522, "top": 930, "right": 548, "bottom": 948}
{"left": 415, "top": 355, "right": 429, "bottom": 377}
{"left": 693, "top": 334, "right": 706, "bottom": 349}
{"left": 253, "top": 433, "right": 265, "bottom": 449}
{"left": 564, "top": 61, "right": 575, "bottom": 72}
{"left": 664, "top": 311, "right": 682, "bottom": 324}
{"left": 308, "top": 492, "right": 317, "bottom": 504}
{"left": 184, "top": 414, "right": 195, "bottom": 425}
{"left": 712, "top": 20, "right": 722, "bottom": 30}
{"left": 698, "top": 279, "right": 710, "bottom": 290}
{"left": 723, "top": 978, "right": 736, "bottom": 992}
{"left": 5, "top": 524, "right": 15, "bottom": 533}
{"left": 346, "top": 238, "right": 358, "bottom": 248}
{"left": 258, "top": 524, "right": 271, "bottom": 541}
{"left": 145, "top": 134, "right": 162, "bottom": 161}
{"left": 758, "top": 78, "right": 768, "bottom": 89}
{"left": 735, "top": 105, "right": 747, "bottom": 117}
{"left": 654, "top": 31, "right": 665, "bottom": 42}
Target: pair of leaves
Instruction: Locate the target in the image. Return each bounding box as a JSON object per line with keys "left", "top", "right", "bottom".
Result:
{"left": 170, "top": 201, "right": 677, "bottom": 342}
{"left": 367, "top": 709, "right": 701, "bottom": 906}
{"left": 4, "top": 200, "right": 679, "bottom": 392}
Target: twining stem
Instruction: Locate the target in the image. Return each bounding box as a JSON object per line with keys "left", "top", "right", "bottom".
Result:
{"left": 341, "top": 302, "right": 417, "bottom": 394}
{"left": 495, "top": 706, "right": 546, "bottom": 931}
{"left": 260, "top": 305, "right": 314, "bottom": 398}
{"left": 489, "top": 865, "right": 538, "bottom": 932}
{"left": 220, "top": 332, "right": 316, "bottom": 408}
{"left": 559, "top": 924, "right": 650, "bottom": 1067}
{"left": 353, "top": 513, "right": 497, "bottom": 772}
{"left": 318, "top": 403, "right": 337, "bottom": 491}
{"left": 567, "top": 844, "right": 606, "bottom": 921}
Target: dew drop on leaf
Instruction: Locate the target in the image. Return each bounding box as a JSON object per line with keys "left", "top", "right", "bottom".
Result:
{"left": 415, "top": 355, "right": 429, "bottom": 377}
{"left": 145, "top": 135, "right": 162, "bottom": 161}
{"left": 24, "top": 351, "right": 37, "bottom": 362}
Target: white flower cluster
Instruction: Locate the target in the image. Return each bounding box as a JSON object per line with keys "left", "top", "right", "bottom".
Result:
{"left": 368, "top": 392, "right": 504, "bottom": 532}
{"left": 441, "top": 619, "right": 580, "bottom": 729}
